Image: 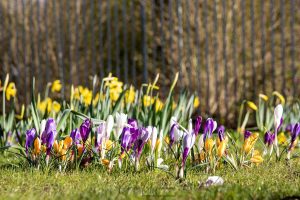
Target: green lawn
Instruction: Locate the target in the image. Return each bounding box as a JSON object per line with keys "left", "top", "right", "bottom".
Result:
{"left": 1, "top": 160, "right": 300, "bottom": 200}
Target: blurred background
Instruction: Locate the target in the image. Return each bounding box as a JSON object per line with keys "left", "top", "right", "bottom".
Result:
{"left": 0, "top": 0, "right": 299, "bottom": 125}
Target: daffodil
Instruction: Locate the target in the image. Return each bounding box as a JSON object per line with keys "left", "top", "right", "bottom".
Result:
{"left": 125, "top": 86, "right": 135, "bottom": 104}
{"left": 52, "top": 101, "right": 61, "bottom": 113}
{"left": 51, "top": 80, "right": 62, "bottom": 93}
{"left": 272, "top": 91, "right": 285, "bottom": 105}
{"left": 246, "top": 101, "right": 258, "bottom": 111}
{"left": 155, "top": 98, "right": 163, "bottom": 112}
{"left": 194, "top": 96, "right": 200, "bottom": 108}
{"left": 259, "top": 94, "right": 268, "bottom": 102}
{"left": 143, "top": 95, "right": 154, "bottom": 107}
{"left": 5, "top": 82, "right": 17, "bottom": 100}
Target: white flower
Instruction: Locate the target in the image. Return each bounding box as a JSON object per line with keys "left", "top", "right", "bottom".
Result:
{"left": 150, "top": 126, "right": 158, "bottom": 153}
{"left": 40, "top": 119, "right": 46, "bottom": 135}
{"left": 274, "top": 104, "right": 283, "bottom": 130}
{"left": 203, "top": 176, "right": 224, "bottom": 187}
{"left": 157, "top": 158, "right": 169, "bottom": 170}
{"left": 115, "top": 112, "right": 127, "bottom": 139}
{"left": 105, "top": 115, "right": 114, "bottom": 139}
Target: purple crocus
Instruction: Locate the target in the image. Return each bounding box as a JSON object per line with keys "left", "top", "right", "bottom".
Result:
{"left": 80, "top": 119, "right": 92, "bottom": 143}
{"left": 41, "top": 118, "right": 56, "bottom": 144}
{"left": 203, "top": 118, "right": 217, "bottom": 141}
{"left": 286, "top": 124, "right": 294, "bottom": 133}
{"left": 41, "top": 118, "right": 57, "bottom": 155}
{"left": 193, "top": 116, "right": 202, "bottom": 136}
{"left": 95, "top": 123, "right": 105, "bottom": 149}
{"left": 128, "top": 118, "right": 138, "bottom": 129}
{"left": 264, "top": 131, "right": 275, "bottom": 146}
{"left": 134, "top": 128, "right": 151, "bottom": 159}
{"left": 25, "top": 128, "right": 36, "bottom": 154}
{"left": 289, "top": 123, "right": 300, "bottom": 150}
{"left": 244, "top": 130, "right": 252, "bottom": 140}
{"left": 70, "top": 128, "right": 82, "bottom": 145}
{"left": 169, "top": 123, "right": 179, "bottom": 147}
{"left": 182, "top": 133, "right": 196, "bottom": 167}
{"left": 217, "top": 125, "right": 225, "bottom": 142}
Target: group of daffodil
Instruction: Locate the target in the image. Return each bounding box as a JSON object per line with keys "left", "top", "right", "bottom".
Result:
{"left": 1, "top": 73, "right": 300, "bottom": 179}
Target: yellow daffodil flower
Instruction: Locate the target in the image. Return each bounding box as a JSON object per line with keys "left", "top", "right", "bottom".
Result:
{"left": 125, "top": 86, "right": 135, "bottom": 104}
{"left": 52, "top": 101, "right": 61, "bottom": 113}
{"left": 5, "top": 82, "right": 17, "bottom": 101}
{"left": 194, "top": 96, "right": 200, "bottom": 108}
{"left": 143, "top": 95, "right": 154, "bottom": 107}
{"left": 259, "top": 94, "right": 268, "bottom": 102}
{"left": 243, "top": 132, "right": 259, "bottom": 154}
{"left": 246, "top": 101, "right": 258, "bottom": 111}
{"left": 272, "top": 91, "right": 285, "bottom": 105}
{"left": 51, "top": 80, "right": 62, "bottom": 93}
{"left": 155, "top": 99, "right": 163, "bottom": 112}
{"left": 278, "top": 132, "right": 287, "bottom": 146}
{"left": 37, "top": 98, "right": 52, "bottom": 114}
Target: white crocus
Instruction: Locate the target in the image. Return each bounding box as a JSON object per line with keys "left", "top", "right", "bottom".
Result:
{"left": 157, "top": 158, "right": 169, "bottom": 170}
{"left": 115, "top": 112, "right": 127, "bottom": 140}
{"left": 213, "top": 120, "right": 218, "bottom": 132}
{"left": 274, "top": 104, "right": 283, "bottom": 131}
{"left": 150, "top": 126, "right": 158, "bottom": 154}
{"left": 188, "top": 118, "right": 193, "bottom": 134}
{"left": 105, "top": 115, "right": 114, "bottom": 139}
{"left": 40, "top": 119, "right": 46, "bottom": 135}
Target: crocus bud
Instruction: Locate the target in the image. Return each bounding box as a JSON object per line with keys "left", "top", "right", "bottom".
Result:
{"left": 274, "top": 104, "right": 283, "bottom": 132}
{"left": 25, "top": 128, "right": 36, "bottom": 154}
{"left": 264, "top": 131, "right": 275, "bottom": 146}
{"left": 150, "top": 127, "right": 158, "bottom": 153}
{"left": 70, "top": 128, "right": 82, "bottom": 145}
{"left": 80, "top": 119, "right": 92, "bottom": 143}
{"left": 106, "top": 115, "right": 114, "bottom": 139}
{"left": 193, "top": 116, "right": 202, "bottom": 136}
{"left": 115, "top": 112, "right": 127, "bottom": 139}
{"left": 33, "top": 137, "right": 41, "bottom": 155}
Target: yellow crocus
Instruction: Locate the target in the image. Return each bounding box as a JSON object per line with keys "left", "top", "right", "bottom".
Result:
{"left": 204, "top": 138, "right": 215, "bottom": 153}
{"left": 63, "top": 136, "right": 73, "bottom": 149}
{"left": 217, "top": 137, "right": 228, "bottom": 157}
{"left": 5, "top": 82, "right": 17, "bottom": 101}
{"left": 125, "top": 86, "right": 136, "bottom": 104}
{"left": 105, "top": 140, "right": 113, "bottom": 151}
{"left": 278, "top": 132, "right": 287, "bottom": 145}
{"left": 102, "top": 159, "right": 110, "bottom": 166}
{"left": 52, "top": 101, "right": 61, "bottom": 113}
{"left": 51, "top": 80, "right": 62, "bottom": 93}
{"left": 77, "top": 144, "right": 84, "bottom": 157}
{"left": 246, "top": 101, "right": 258, "bottom": 111}
{"left": 272, "top": 91, "right": 285, "bottom": 105}
{"left": 250, "top": 150, "right": 263, "bottom": 165}
{"left": 194, "top": 96, "right": 200, "bottom": 108}
{"left": 33, "top": 137, "right": 41, "bottom": 155}
{"left": 243, "top": 132, "right": 259, "bottom": 154}
{"left": 259, "top": 94, "right": 268, "bottom": 102}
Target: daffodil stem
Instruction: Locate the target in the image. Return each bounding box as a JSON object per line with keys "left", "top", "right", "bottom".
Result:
{"left": 241, "top": 110, "right": 250, "bottom": 132}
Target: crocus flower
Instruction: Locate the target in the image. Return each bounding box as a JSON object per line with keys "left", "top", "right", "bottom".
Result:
{"left": 250, "top": 150, "right": 263, "bottom": 165}
{"left": 134, "top": 128, "right": 151, "bottom": 160}
{"left": 289, "top": 123, "right": 300, "bottom": 151}
{"left": 243, "top": 131, "right": 259, "bottom": 154}
{"left": 286, "top": 124, "right": 294, "bottom": 133}
{"left": 128, "top": 118, "right": 138, "bottom": 129}
{"left": 120, "top": 127, "right": 133, "bottom": 153}
{"left": 80, "top": 119, "right": 92, "bottom": 143}
{"left": 264, "top": 131, "right": 275, "bottom": 146}
{"left": 180, "top": 132, "right": 196, "bottom": 178}
{"left": 115, "top": 112, "right": 127, "bottom": 140}
{"left": 148, "top": 126, "right": 158, "bottom": 154}
{"left": 41, "top": 118, "right": 56, "bottom": 144}
{"left": 25, "top": 128, "right": 36, "bottom": 154}
{"left": 95, "top": 123, "right": 105, "bottom": 149}
{"left": 105, "top": 115, "right": 114, "bottom": 139}
{"left": 217, "top": 126, "right": 225, "bottom": 142}
{"left": 33, "top": 137, "right": 41, "bottom": 155}
{"left": 70, "top": 128, "right": 82, "bottom": 145}
{"left": 203, "top": 118, "right": 217, "bottom": 142}
{"left": 274, "top": 104, "right": 283, "bottom": 132}
{"left": 193, "top": 116, "right": 202, "bottom": 136}
{"left": 169, "top": 123, "right": 179, "bottom": 147}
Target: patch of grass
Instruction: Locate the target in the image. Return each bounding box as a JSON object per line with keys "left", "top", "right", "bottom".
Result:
{"left": 1, "top": 160, "right": 300, "bottom": 199}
